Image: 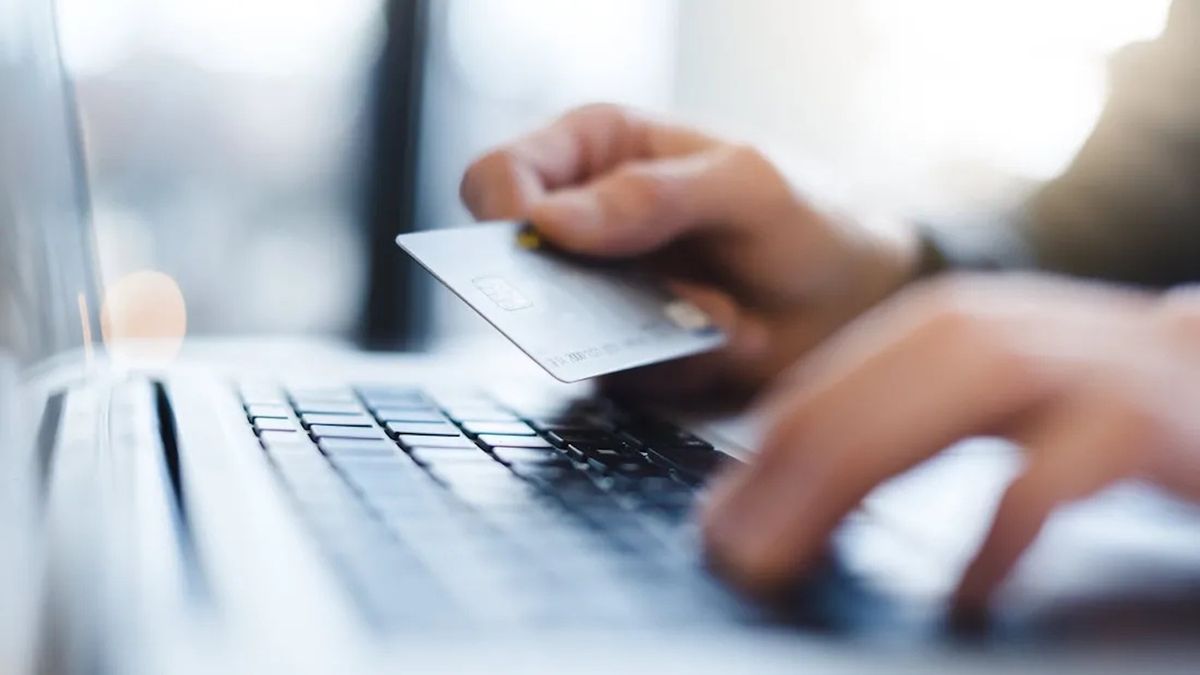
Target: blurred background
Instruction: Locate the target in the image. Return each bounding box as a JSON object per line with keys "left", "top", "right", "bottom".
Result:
{"left": 55, "top": 0, "right": 1173, "bottom": 348}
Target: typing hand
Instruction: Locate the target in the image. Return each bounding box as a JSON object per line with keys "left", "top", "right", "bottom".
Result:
{"left": 701, "top": 275, "right": 1200, "bottom": 608}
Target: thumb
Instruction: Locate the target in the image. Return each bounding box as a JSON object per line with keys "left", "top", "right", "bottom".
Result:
{"left": 529, "top": 144, "right": 777, "bottom": 258}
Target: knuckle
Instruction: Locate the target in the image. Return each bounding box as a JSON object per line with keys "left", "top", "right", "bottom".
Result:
{"left": 461, "top": 148, "right": 519, "bottom": 200}
{"left": 907, "top": 276, "right": 1051, "bottom": 399}
{"left": 909, "top": 277, "right": 986, "bottom": 343}
{"left": 562, "top": 102, "right": 629, "bottom": 126}
{"left": 608, "top": 167, "right": 670, "bottom": 216}
{"left": 907, "top": 273, "right": 977, "bottom": 309}
{"left": 1088, "top": 387, "right": 1165, "bottom": 449}
{"left": 904, "top": 274, "right": 996, "bottom": 341}
{"left": 1157, "top": 286, "right": 1200, "bottom": 343}
{"left": 475, "top": 148, "right": 521, "bottom": 183}
{"left": 723, "top": 143, "right": 777, "bottom": 179}
{"left": 979, "top": 341, "right": 1050, "bottom": 404}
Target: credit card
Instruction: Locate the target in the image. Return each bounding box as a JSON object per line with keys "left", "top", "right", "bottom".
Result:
{"left": 396, "top": 222, "right": 725, "bottom": 383}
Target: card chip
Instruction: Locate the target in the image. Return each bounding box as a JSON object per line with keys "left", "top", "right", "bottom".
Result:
{"left": 472, "top": 275, "right": 533, "bottom": 311}
{"left": 516, "top": 226, "right": 543, "bottom": 250}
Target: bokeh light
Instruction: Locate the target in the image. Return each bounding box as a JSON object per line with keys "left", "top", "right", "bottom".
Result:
{"left": 100, "top": 269, "right": 187, "bottom": 367}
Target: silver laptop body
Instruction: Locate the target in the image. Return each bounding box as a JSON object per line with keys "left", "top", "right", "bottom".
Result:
{"left": 4, "top": 1, "right": 1200, "bottom": 673}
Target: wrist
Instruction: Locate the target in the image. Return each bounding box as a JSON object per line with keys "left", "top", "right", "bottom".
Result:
{"left": 854, "top": 216, "right": 921, "bottom": 310}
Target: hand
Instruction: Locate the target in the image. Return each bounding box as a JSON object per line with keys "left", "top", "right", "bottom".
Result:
{"left": 461, "top": 104, "right": 917, "bottom": 402}
{"left": 701, "top": 274, "right": 1200, "bottom": 608}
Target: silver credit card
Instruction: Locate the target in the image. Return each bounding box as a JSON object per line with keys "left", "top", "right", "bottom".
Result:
{"left": 397, "top": 222, "right": 725, "bottom": 382}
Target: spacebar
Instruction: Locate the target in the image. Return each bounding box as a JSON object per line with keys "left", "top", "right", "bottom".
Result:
{"left": 308, "top": 510, "right": 460, "bottom": 630}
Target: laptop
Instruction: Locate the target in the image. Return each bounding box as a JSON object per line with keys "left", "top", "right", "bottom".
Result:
{"left": 5, "top": 1, "right": 1200, "bottom": 673}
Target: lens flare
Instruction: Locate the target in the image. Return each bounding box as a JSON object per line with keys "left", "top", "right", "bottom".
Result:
{"left": 100, "top": 270, "right": 187, "bottom": 367}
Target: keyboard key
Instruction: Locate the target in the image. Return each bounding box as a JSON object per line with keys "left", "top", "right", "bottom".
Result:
{"left": 396, "top": 435, "right": 476, "bottom": 449}
{"left": 288, "top": 386, "right": 357, "bottom": 400}
{"left": 301, "top": 413, "right": 375, "bottom": 427}
{"left": 510, "top": 463, "right": 591, "bottom": 485}
{"left": 478, "top": 435, "right": 554, "bottom": 449}
{"left": 455, "top": 413, "right": 523, "bottom": 424}
{"left": 310, "top": 425, "right": 386, "bottom": 440}
{"left": 327, "top": 453, "right": 418, "bottom": 474}
{"left": 623, "top": 424, "right": 714, "bottom": 449}
{"left": 246, "top": 404, "right": 292, "bottom": 419}
{"left": 489, "top": 447, "right": 569, "bottom": 465}
{"left": 547, "top": 430, "right": 624, "bottom": 447}
{"left": 434, "top": 394, "right": 496, "bottom": 407}
{"left": 366, "top": 397, "right": 435, "bottom": 411}
{"left": 428, "top": 461, "right": 514, "bottom": 481}
{"left": 607, "top": 461, "right": 670, "bottom": 479}
{"left": 264, "top": 448, "right": 319, "bottom": 467}
{"left": 638, "top": 488, "right": 695, "bottom": 509}
{"left": 318, "top": 438, "right": 397, "bottom": 456}
{"left": 293, "top": 402, "right": 366, "bottom": 415}
{"left": 356, "top": 385, "right": 424, "bottom": 399}
{"left": 374, "top": 409, "right": 446, "bottom": 423}
{"left": 332, "top": 458, "right": 429, "bottom": 495}
{"left": 259, "top": 430, "right": 309, "bottom": 445}
{"left": 462, "top": 421, "right": 535, "bottom": 436}
{"left": 240, "top": 388, "right": 288, "bottom": 406}
{"left": 442, "top": 405, "right": 518, "bottom": 423}
{"left": 528, "top": 416, "right": 615, "bottom": 433}
{"left": 641, "top": 437, "right": 714, "bottom": 452}
{"left": 385, "top": 421, "right": 461, "bottom": 436}
{"left": 271, "top": 453, "right": 342, "bottom": 487}
{"left": 262, "top": 444, "right": 318, "bottom": 461}
{"left": 583, "top": 448, "right": 628, "bottom": 471}
{"left": 254, "top": 417, "right": 300, "bottom": 432}
{"left": 450, "top": 482, "right": 545, "bottom": 510}
{"left": 432, "top": 468, "right": 540, "bottom": 506}
{"left": 645, "top": 446, "right": 729, "bottom": 479}
{"left": 407, "top": 447, "right": 492, "bottom": 465}
{"left": 612, "top": 476, "right": 691, "bottom": 497}
{"left": 567, "top": 439, "right": 641, "bottom": 457}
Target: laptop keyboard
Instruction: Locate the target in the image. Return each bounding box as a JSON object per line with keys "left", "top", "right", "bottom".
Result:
{"left": 237, "top": 383, "right": 753, "bottom": 629}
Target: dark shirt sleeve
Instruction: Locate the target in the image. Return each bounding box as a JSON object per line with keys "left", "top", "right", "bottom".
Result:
{"left": 924, "top": 0, "right": 1200, "bottom": 287}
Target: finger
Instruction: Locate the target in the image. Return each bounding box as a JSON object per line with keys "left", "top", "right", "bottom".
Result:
{"left": 667, "top": 280, "right": 769, "bottom": 361}
{"left": 460, "top": 104, "right": 716, "bottom": 220}
{"left": 529, "top": 144, "right": 771, "bottom": 257}
{"left": 599, "top": 282, "right": 770, "bottom": 403}
{"left": 459, "top": 150, "right": 547, "bottom": 220}
{"left": 700, "top": 307, "right": 1058, "bottom": 592}
{"left": 702, "top": 278, "right": 1152, "bottom": 593}
{"left": 953, "top": 394, "right": 1144, "bottom": 609}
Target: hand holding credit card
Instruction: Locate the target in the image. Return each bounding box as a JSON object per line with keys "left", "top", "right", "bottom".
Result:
{"left": 396, "top": 222, "right": 725, "bottom": 382}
